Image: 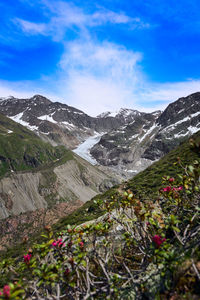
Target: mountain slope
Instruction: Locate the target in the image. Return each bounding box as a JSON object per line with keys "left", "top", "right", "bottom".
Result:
{"left": 0, "top": 113, "right": 70, "bottom": 178}
{"left": 0, "top": 97, "right": 199, "bottom": 298}
{"left": 142, "top": 92, "right": 200, "bottom": 160}
{"left": 0, "top": 92, "right": 199, "bottom": 179}
{"left": 53, "top": 129, "right": 200, "bottom": 233}
{"left": 0, "top": 95, "right": 136, "bottom": 149}
{"left": 0, "top": 115, "right": 118, "bottom": 249}
{"left": 90, "top": 92, "right": 200, "bottom": 176}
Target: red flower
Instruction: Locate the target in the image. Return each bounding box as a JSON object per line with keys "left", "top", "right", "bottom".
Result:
{"left": 163, "top": 186, "right": 171, "bottom": 192}
{"left": 152, "top": 235, "right": 166, "bottom": 248}
{"left": 169, "top": 177, "right": 175, "bottom": 182}
{"left": 173, "top": 186, "right": 183, "bottom": 191}
{"left": 51, "top": 238, "right": 65, "bottom": 248}
{"left": 79, "top": 241, "right": 84, "bottom": 248}
{"left": 3, "top": 285, "right": 10, "bottom": 298}
{"left": 24, "top": 254, "right": 32, "bottom": 264}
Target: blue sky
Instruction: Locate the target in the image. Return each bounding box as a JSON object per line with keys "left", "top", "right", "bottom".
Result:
{"left": 0, "top": 0, "right": 200, "bottom": 115}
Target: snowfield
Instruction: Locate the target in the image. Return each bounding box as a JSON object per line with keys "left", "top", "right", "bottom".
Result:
{"left": 73, "top": 133, "right": 104, "bottom": 165}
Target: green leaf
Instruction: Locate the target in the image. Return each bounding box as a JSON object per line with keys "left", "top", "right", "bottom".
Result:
{"left": 172, "top": 226, "right": 180, "bottom": 233}
{"left": 81, "top": 259, "right": 87, "bottom": 267}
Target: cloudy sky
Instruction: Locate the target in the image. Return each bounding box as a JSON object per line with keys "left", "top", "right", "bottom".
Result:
{"left": 1, "top": 0, "right": 200, "bottom": 116}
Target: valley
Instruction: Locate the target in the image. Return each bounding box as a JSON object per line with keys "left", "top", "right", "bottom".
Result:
{"left": 0, "top": 92, "right": 199, "bottom": 299}
{"left": 0, "top": 92, "right": 199, "bottom": 180}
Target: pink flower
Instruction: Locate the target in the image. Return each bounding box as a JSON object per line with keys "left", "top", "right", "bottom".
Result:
{"left": 24, "top": 254, "right": 32, "bottom": 264}
{"left": 3, "top": 285, "right": 10, "bottom": 298}
{"left": 169, "top": 177, "right": 175, "bottom": 182}
{"left": 163, "top": 186, "right": 171, "bottom": 192}
{"left": 152, "top": 235, "right": 166, "bottom": 248}
{"left": 0, "top": 291, "right": 2, "bottom": 296}
{"left": 51, "top": 239, "right": 65, "bottom": 248}
{"left": 79, "top": 241, "right": 84, "bottom": 248}
{"left": 172, "top": 186, "right": 183, "bottom": 191}
{"left": 51, "top": 241, "right": 58, "bottom": 247}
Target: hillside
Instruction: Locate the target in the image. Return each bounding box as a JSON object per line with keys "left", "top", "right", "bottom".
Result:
{"left": 0, "top": 113, "right": 71, "bottom": 178}
{"left": 53, "top": 130, "right": 200, "bottom": 233}
{"left": 0, "top": 132, "right": 199, "bottom": 299}
{"left": 0, "top": 114, "right": 118, "bottom": 249}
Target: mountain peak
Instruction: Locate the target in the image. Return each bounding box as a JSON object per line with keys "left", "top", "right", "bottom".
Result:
{"left": 30, "top": 94, "right": 52, "bottom": 105}
{"left": 97, "top": 108, "right": 140, "bottom": 118}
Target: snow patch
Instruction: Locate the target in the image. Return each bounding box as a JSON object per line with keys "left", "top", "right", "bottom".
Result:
{"left": 139, "top": 123, "right": 157, "bottom": 142}
{"left": 38, "top": 114, "right": 57, "bottom": 124}
{"left": 164, "top": 111, "right": 200, "bottom": 132}
{"left": 9, "top": 112, "right": 38, "bottom": 131}
{"left": 61, "top": 121, "right": 76, "bottom": 129}
{"left": 73, "top": 133, "right": 105, "bottom": 165}
{"left": 188, "top": 125, "right": 200, "bottom": 134}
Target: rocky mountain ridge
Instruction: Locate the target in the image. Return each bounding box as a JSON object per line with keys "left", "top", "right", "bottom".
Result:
{"left": 0, "top": 92, "right": 199, "bottom": 178}
{"left": 90, "top": 92, "right": 200, "bottom": 176}
{"left": 0, "top": 95, "right": 140, "bottom": 149}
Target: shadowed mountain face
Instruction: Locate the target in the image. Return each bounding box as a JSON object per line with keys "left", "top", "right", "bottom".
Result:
{"left": 0, "top": 92, "right": 199, "bottom": 177}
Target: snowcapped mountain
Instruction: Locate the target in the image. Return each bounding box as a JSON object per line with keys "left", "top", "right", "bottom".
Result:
{"left": 97, "top": 108, "right": 142, "bottom": 119}
{"left": 91, "top": 92, "right": 200, "bottom": 177}
{"left": 0, "top": 94, "right": 128, "bottom": 149}
{"left": 0, "top": 92, "right": 199, "bottom": 178}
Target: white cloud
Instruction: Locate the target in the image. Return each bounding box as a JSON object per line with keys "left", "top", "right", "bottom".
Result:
{"left": 54, "top": 40, "right": 142, "bottom": 115}
{"left": 15, "top": 1, "right": 150, "bottom": 40}
{"left": 140, "top": 80, "right": 200, "bottom": 102}
{"left": 15, "top": 19, "right": 47, "bottom": 35}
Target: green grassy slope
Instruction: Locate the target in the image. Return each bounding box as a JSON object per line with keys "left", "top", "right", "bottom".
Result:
{"left": 0, "top": 113, "right": 73, "bottom": 178}
{"left": 126, "top": 130, "right": 200, "bottom": 197}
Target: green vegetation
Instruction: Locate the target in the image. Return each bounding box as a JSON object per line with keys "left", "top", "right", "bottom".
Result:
{"left": 0, "top": 130, "right": 199, "bottom": 262}
{"left": 0, "top": 114, "right": 74, "bottom": 178}
{"left": 126, "top": 131, "right": 200, "bottom": 197}
{"left": 0, "top": 126, "right": 199, "bottom": 298}
{"left": 0, "top": 159, "right": 199, "bottom": 299}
